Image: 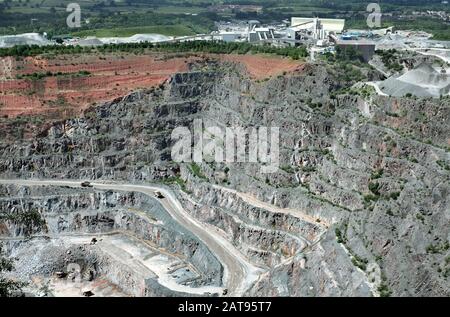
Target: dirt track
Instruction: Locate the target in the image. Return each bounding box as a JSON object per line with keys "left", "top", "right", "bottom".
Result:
{"left": 0, "top": 179, "right": 263, "bottom": 296}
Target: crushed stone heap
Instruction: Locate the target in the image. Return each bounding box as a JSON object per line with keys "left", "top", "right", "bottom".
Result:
{"left": 379, "top": 63, "right": 450, "bottom": 97}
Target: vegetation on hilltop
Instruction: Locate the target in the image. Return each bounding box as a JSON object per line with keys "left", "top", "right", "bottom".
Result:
{"left": 0, "top": 0, "right": 448, "bottom": 39}
{"left": 0, "top": 41, "right": 308, "bottom": 59}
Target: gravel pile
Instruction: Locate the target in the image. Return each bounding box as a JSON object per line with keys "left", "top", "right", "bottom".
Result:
{"left": 379, "top": 63, "right": 450, "bottom": 97}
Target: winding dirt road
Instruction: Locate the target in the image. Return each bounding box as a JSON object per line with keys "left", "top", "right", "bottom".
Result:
{"left": 0, "top": 179, "right": 262, "bottom": 296}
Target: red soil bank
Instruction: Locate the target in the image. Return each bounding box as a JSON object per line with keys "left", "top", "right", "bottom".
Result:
{"left": 221, "top": 54, "right": 304, "bottom": 80}
{"left": 0, "top": 54, "right": 192, "bottom": 118}
{"left": 0, "top": 53, "right": 303, "bottom": 120}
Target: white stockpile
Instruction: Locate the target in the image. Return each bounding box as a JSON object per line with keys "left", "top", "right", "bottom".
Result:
{"left": 379, "top": 63, "right": 450, "bottom": 97}
{"left": 0, "top": 33, "right": 51, "bottom": 48}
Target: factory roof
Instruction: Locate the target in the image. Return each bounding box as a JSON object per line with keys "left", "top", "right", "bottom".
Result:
{"left": 336, "top": 39, "right": 376, "bottom": 46}
{"left": 291, "top": 17, "right": 345, "bottom": 33}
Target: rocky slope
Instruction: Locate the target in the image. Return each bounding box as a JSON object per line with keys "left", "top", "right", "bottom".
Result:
{"left": 0, "top": 184, "right": 223, "bottom": 296}
{"left": 0, "top": 56, "right": 449, "bottom": 296}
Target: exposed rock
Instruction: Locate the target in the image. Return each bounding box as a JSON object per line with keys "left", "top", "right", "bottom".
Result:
{"left": 0, "top": 59, "right": 449, "bottom": 296}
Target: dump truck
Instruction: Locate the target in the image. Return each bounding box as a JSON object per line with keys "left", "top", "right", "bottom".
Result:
{"left": 154, "top": 191, "right": 164, "bottom": 199}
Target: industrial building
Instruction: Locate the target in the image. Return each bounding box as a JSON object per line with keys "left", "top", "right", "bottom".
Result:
{"left": 287, "top": 17, "right": 345, "bottom": 43}
{"left": 248, "top": 27, "right": 275, "bottom": 43}
{"left": 283, "top": 17, "right": 346, "bottom": 47}
{"left": 291, "top": 17, "right": 345, "bottom": 34}
{"left": 216, "top": 20, "right": 277, "bottom": 43}
{"left": 215, "top": 17, "right": 348, "bottom": 48}
{"left": 330, "top": 34, "right": 376, "bottom": 62}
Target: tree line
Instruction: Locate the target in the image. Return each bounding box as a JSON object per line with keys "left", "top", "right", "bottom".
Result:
{"left": 0, "top": 41, "right": 308, "bottom": 59}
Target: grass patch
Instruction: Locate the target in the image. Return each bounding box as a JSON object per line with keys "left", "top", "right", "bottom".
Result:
{"left": 0, "top": 209, "right": 45, "bottom": 237}
{"left": 162, "top": 176, "right": 190, "bottom": 193}
{"left": 16, "top": 70, "right": 91, "bottom": 80}
{"left": 335, "top": 228, "right": 347, "bottom": 244}
{"left": 437, "top": 160, "right": 450, "bottom": 171}
{"left": 189, "top": 162, "right": 207, "bottom": 180}
{"left": 351, "top": 255, "right": 369, "bottom": 271}
{"left": 426, "top": 241, "right": 450, "bottom": 254}
{"left": 378, "top": 282, "right": 392, "bottom": 297}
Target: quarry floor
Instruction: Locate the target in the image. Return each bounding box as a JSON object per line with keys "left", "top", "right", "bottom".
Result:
{"left": 16, "top": 232, "right": 223, "bottom": 297}
{"left": 0, "top": 179, "right": 267, "bottom": 296}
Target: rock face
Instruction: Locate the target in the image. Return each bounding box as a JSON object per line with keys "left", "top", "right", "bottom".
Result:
{"left": 247, "top": 229, "right": 374, "bottom": 297}
{"left": 380, "top": 63, "right": 450, "bottom": 97}
{"left": 0, "top": 58, "right": 449, "bottom": 297}
{"left": 0, "top": 184, "right": 223, "bottom": 296}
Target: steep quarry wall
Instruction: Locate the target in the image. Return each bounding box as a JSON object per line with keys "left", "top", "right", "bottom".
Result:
{"left": 0, "top": 59, "right": 449, "bottom": 296}
{"left": 0, "top": 184, "right": 223, "bottom": 295}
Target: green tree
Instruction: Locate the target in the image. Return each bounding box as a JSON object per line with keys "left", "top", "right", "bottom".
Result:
{"left": 0, "top": 243, "right": 24, "bottom": 297}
